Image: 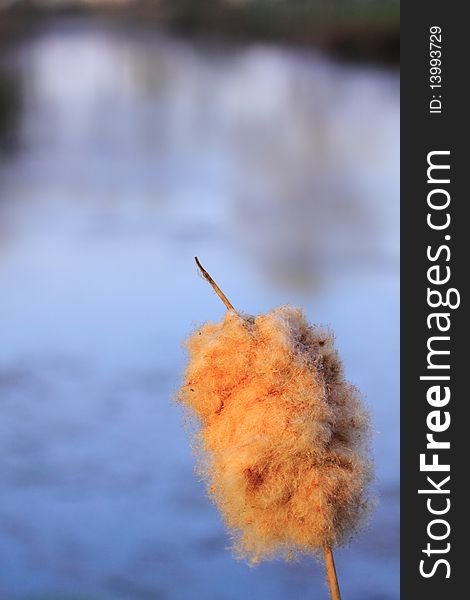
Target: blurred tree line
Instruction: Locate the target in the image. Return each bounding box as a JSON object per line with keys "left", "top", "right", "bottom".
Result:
{"left": 164, "top": 0, "right": 399, "bottom": 61}
{"left": 0, "top": 0, "right": 398, "bottom": 154}
{"left": 1, "top": 0, "right": 399, "bottom": 61}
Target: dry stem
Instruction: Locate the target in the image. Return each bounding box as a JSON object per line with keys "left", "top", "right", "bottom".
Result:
{"left": 323, "top": 543, "right": 342, "bottom": 600}
{"left": 195, "top": 257, "right": 236, "bottom": 312}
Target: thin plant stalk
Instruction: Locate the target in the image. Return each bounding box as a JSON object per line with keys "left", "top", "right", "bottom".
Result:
{"left": 194, "top": 256, "right": 235, "bottom": 311}
{"left": 194, "top": 256, "right": 342, "bottom": 600}
{"left": 323, "top": 542, "right": 342, "bottom": 600}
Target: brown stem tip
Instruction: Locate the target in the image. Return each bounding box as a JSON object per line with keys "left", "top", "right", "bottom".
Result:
{"left": 194, "top": 256, "right": 236, "bottom": 313}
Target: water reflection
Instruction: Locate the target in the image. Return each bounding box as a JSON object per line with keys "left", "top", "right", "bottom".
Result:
{"left": 0, "top": 21, "right": 399, "bottom": 600}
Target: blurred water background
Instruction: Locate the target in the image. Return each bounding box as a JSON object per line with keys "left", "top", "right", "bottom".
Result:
{"left": 0, "top": 3, "right": 399, "bottom": 599}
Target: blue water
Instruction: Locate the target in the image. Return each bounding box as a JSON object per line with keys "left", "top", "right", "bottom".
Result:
{"left": 0, "top": 21, "right": 399, "bottom": 600}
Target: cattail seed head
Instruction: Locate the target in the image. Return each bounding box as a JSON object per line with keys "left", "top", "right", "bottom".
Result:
{"left": 178, "top": 306, "right": 373, "bottom": 563}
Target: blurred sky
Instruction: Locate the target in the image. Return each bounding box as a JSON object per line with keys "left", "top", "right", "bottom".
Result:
{"left": 0, "top": 16, "right": 399, "bottom": 600}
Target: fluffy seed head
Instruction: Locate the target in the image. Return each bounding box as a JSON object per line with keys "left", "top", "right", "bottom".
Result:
{"left": 178, "top": 306, "right": 372, "bottom": 563}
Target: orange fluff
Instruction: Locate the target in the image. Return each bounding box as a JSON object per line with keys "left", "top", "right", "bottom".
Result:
{"left": 178, "top": 306, "right": 372, "bottom": 563}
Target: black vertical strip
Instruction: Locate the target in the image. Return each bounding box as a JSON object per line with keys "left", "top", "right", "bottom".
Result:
{"left": 401, "top": 3, "right": 466, "bottom": 597}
